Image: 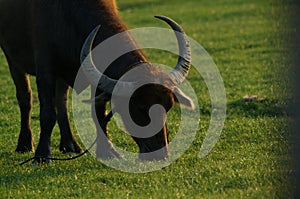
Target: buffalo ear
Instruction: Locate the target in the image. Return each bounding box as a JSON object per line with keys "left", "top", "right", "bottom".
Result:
{"left": 173, "top": 87, "right": 195, "bottom": 110}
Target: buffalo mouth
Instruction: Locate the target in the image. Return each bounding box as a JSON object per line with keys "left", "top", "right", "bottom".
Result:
{"left": 136, "top": 141, "right": 169, "bottom": 161}
{"left": 138, "top": 150, "right": 168, "bottom": 161}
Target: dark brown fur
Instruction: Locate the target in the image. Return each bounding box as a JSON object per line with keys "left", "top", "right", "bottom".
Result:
{"left": 0, "top": 0, "right": 192, "bottom": 161}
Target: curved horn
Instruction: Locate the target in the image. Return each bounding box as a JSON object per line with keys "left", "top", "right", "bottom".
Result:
{"left": 155, "top": 16, "right": 191, "bottom": 85}
{"left": 80, "top": 25, "right": 137, "bottom": 96}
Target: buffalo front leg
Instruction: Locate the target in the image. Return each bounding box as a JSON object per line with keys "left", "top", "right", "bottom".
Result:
{"left": 34, "top": 73, "right": 56, "bottom": 162}
{"left": 92, "top": 89, "right": 120, "bottom": 159}
{"left": 9, "top": 65, "right": 34, "bottom": 152}
{"left": 55, "top": 79, "right": 82, "bottom": 154}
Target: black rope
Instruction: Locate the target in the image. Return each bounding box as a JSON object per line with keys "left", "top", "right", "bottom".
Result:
{"left": 17, "top": 111, "right": 114, "bottom": 166}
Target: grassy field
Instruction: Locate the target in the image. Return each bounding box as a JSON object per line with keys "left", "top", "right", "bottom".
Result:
{"left": 0, "top": 0, "right": 296, "bottom": 198}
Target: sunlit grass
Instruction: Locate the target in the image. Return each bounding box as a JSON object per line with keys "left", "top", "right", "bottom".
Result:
{"left": 0, "top": 0, "right": 295, "bottom": 198}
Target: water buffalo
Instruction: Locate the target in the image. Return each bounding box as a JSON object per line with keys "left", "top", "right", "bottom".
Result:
{"left": 0, "top": 0, "right": 193, "bottom": 162}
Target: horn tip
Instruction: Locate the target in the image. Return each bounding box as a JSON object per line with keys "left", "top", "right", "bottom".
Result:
{"left": 154, "top": 15, "right": 166, "bottom": 20}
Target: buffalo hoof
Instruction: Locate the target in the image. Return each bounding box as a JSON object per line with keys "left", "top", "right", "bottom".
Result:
{"left": 15, "top": 142, "right": 34, "bottom": 153}
{"left": 32, "top": 157, "right": 51, "bottom": 165}
{"left": 59, "top": 140, "right": 83, "bottom": 154}
{"left": 34, "top": 142, "right": 51, "bottom": 163}
{"left": 15, "top": 132, "right": 34, "bottom": 153}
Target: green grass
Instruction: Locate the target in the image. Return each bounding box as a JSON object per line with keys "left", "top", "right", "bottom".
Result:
{"left": 0, "top": 0, "right": 296, "bottom": 198}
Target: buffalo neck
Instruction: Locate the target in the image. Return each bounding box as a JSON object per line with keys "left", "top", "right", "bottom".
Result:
{"left": 79, "top": 1, "right": 148, "bottom": 79}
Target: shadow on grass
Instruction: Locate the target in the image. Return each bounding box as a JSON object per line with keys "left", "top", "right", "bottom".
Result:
{"left": 0, "top": 166, "right": 76, "bottom": 186}
{"left": 227, "top": 98, "right": 291, "bottom": 118}
{"left": 0, "top": 152, "right": 106, "bottom": 187}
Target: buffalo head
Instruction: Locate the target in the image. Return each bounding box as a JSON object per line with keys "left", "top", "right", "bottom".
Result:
{"left": 81, "top": 16, "right": 194, "bottom": 160}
